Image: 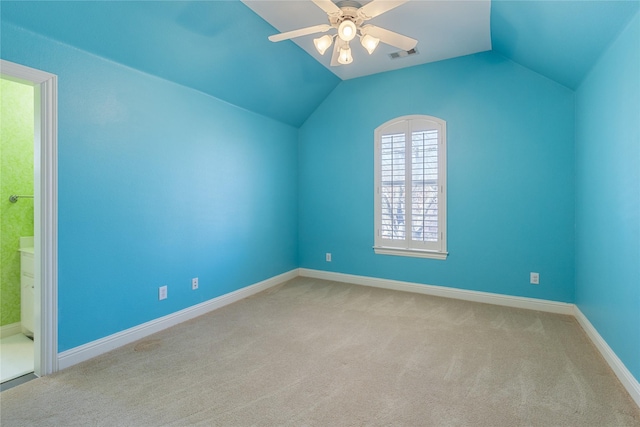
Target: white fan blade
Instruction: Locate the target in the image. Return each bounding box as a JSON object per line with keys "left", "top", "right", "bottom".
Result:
{"left": 358, "top": 0, "right": 407, "bottom": 20}
{"left": 312, "top": 0, "right": 342, "bottom": 16}
{"left": 330, "top": 39, "right": 341, "bottom": 66}
{"left": 363, "top": 25, "right": 417, "bottom": 51}
{"left": 269, "top": 24, "right": 332, "bottom": 42}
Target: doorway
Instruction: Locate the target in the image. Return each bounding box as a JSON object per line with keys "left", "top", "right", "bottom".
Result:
{"left": 0, "top": 59, "right": 58, "bottom": 379}
{"left": 0, "top": 77, "right": 35, "bottom": 383}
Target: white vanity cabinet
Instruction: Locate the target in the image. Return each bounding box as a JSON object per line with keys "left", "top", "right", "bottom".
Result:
{"left": 20, "top": 244, "right": 35, "bottom": 337}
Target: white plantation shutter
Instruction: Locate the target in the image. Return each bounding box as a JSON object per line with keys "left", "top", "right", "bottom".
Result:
{"left": 380, "top": 132, "right": 406, "bottom": 240}
{"left": 375, "top": 116, "right": 447, "bottom": 259}
{"left": 411, "top": 129, "right": 439, "bottom": 243}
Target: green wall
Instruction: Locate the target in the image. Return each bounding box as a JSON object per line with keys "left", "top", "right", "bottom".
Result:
{"left": 0, "top": 78, "right": 34, "bottom": 327}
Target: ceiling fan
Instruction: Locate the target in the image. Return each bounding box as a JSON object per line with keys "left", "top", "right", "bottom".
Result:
{"left": 268, "top": 0, "right": 417, "bottom": 66}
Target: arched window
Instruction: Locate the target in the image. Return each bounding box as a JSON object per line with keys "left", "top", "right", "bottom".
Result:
{"left": 374, "top": 115, "right": 447, "bottom": 259}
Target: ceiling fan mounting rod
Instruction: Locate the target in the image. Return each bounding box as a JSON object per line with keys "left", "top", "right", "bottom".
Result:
{"left": 336, "top": 1, "right": 363, "bottom": 9}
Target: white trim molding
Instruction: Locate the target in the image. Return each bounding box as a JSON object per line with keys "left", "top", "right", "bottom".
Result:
{"left": 374, "top": 246, "right": 448, "bottom": 260}
{"left": 1, "top": 59, "right": 58, "bottom": 377}
{"left": 573, "top": 306, "right": 640, "bottom": 407}
{"left": 58, "top": 269, "right": 298, "bottom": 370}
{"left": 299, "top": 268, "right": 574, "bottom": 315}
{"left": 0, "top": 322, "right": 23, "bottom": 338}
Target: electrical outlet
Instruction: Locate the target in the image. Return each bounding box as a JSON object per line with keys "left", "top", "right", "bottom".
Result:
{"left": 530, "top": 272, "right": 540, "bottom": 285}
{"left": 159, "top": 285, "right": 168, "bottom": 300}
{"left": 192, "top": 277, "right": 199, "bottom": 290}
{"left": 326, "top": 253, "right": 332, "bottom": 262}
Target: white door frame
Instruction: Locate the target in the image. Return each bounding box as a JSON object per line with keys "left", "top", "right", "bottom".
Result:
{"left": 1, "top": 59, "right": 58, "bottom": 376}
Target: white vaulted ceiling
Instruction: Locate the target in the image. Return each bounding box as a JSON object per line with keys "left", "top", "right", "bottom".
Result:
{"left": 243, "top": 0, "right": 493, "bottom": 80}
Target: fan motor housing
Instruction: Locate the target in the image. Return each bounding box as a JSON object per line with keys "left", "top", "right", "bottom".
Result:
{"left": 330, "top": 6, "right": 363, "bottom": 27}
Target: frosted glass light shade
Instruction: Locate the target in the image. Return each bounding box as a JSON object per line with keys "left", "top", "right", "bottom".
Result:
{"left": 313, "top": 35, "right": 333, "bottom": 55}
{"left": 360, "top": 34, "right": 380, "bottom": 54}
{"left": 338, "top": 20, "right": 356, "bottom": 42}
{"left": 338, "top": 45, "right": 353, "bottom": 64}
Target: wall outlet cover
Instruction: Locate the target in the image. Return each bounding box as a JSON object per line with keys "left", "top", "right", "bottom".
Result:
{"left": 530, "top": 272, "right": 540, "bottom": 285}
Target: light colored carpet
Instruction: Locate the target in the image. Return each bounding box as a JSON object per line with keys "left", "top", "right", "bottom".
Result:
{"left": 1, "top": 277, "right": 639, "bottom": 426}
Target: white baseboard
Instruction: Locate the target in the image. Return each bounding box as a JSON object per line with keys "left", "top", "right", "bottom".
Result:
{"left": 58, "top": 269, "right": 298, "bottom": 370}
{"left": 299, "top": 269, "right": 574, "bottom": 315}
{"left": 0, "top": 322, "right": 22, "bottom": 338}
{"left": 573, "top": 306, "right": 640, "bottom": 407}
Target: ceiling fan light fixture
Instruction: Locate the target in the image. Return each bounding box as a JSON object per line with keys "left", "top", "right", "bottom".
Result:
{"left": 338, "top": 19, "right": 357, "bottom": 42}
{"left": 313, "top": 34, "right": 333, "bottom": 55}
{"left": 338, "top": 45, "right": 353, "bottom": 65}
{"left": 267, "top": 1, "right": 417, "bottom": 68}
{"left": 360, "top": 33, "right": 380, "bottom": 54}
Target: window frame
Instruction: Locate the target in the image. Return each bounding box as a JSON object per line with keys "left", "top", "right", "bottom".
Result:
{"left": 373, "top": 115, "right": 448, "bottom": 260}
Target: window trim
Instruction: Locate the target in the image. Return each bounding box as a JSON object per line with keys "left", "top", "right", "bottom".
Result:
{"left": 373, "top": 115, "right": 448, "bottom": 260}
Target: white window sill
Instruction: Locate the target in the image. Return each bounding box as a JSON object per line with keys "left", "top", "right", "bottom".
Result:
{"left": 373, "top": 246, "right": 448, "bottom": 260}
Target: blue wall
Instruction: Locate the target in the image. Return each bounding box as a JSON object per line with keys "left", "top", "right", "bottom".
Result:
{"left": 575, "top": 12, "right": 640, "bottom": 382}
{"left": 3, "top": 7, "right": 637, "bottom": 389}
{"left": 1, "top": 23, "right": 299, "bottom": 351}
{"left": 299, "top": 52, "right": 575, "bottom": 302}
